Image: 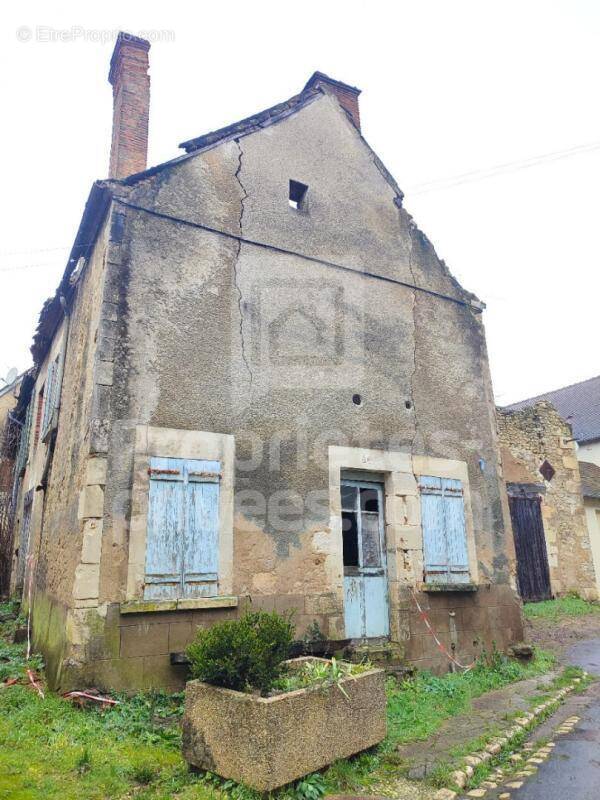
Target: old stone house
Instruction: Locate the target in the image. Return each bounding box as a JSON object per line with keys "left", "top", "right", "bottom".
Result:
{"left": 11, "top": 33, "right": 523, "bottom": 691}
{"left": 497, "top": 402, "right": 598, "bottom": 600}
{"left": 504, "top": 377, "right": 600, "bottom": 599}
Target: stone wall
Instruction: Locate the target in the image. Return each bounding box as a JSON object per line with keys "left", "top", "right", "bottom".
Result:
{"left": 16, "top": 216, "right": 111, "bottom": 687}
{"left": 26, "top": 89, "right": 523, "bottom": 690}
{"left": 497, "top": 401, "right": 597, "bottom": 599}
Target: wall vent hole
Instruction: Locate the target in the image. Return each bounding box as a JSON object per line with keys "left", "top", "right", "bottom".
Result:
{"left": 352, "top": 394, "right": 362, "bottom": 406}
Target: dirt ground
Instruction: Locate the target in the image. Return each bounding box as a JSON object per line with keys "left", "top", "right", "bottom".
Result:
{"left": 526, "top": 614, "right": 600, "bottom": 658}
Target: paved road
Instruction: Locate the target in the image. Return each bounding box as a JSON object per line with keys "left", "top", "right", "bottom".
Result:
{"left": 494, "top": 638, "right": 600, "bottom": 800}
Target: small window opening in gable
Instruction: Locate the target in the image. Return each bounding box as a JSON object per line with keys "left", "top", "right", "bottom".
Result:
{"left": 289, "top": 179, "right": 308, "bottom": 210}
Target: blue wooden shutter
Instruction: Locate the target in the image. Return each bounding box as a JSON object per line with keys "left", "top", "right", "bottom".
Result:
{"left": 144, "top": 457, "right": 186, "bottom": 599}
{"left": 442, "top": 478, "right": 469, "bottom": 583}
{"left": 420, "top": 476, "right": 448, "bottom": 582}
{"left": 183, "top": 459, "right": 220, "bottom": 598}
{"left": 41, "top": 360, "right": 56, "bottom": 438}
{"left": 420, "top": 475, "right": 469, "bottom": 584}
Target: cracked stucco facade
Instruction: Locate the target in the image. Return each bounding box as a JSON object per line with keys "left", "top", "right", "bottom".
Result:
{"left": 19, "top": 90, "right": 522, "bottom": 690}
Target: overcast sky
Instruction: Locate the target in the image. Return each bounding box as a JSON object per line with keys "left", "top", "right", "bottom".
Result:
{"left": 2, "top": 1, "right": 598, "bottom": 404}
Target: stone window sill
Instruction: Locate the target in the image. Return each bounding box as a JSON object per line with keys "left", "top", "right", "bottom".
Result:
{"left": 421, "top": 583, "right": 478, "bottom": 593}
{"left": 120, "top": 596, "right": 238, "bottom": 615}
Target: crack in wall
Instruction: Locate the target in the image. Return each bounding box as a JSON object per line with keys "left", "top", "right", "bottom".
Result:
{"left": 406, "top": 220, "right": 422, "bottom": 458}
{"left": 233, "top": 139, "right": 253, "bottom": 388}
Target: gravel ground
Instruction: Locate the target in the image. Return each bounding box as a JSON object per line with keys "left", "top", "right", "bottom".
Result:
{"left": 525, "top": 615, "right": 600, "bottom": 657}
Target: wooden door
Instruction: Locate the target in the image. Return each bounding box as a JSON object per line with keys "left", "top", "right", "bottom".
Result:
{"left": 508, "top": 493, "right": 551, "bottom": 601}
{"left": 341, "top": 480, "right": 389, "bottom": 639}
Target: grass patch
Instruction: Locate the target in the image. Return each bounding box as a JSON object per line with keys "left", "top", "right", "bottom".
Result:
{"left": 0, "top": 600, "right": 43, "bottom": 683}
{"left": 384, "top": 647, "right": 554, "bottom": 746}
{"left": 0, "top": 607, "right": 557, "bottom": 800}
{"left": 0, "top": 685, "right": 211, "bottom": 800}
{"left": 319, "top": 647, "right": 555, "bottom": 794}
{"left": 524, "top": 596, "right": 600, "bottom": 621}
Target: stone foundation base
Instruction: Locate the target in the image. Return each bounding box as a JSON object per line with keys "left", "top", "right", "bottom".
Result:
{"left": 32, "top": 583, "right": 523, "bottom": 692}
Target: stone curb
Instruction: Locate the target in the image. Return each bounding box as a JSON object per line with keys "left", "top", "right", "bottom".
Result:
{"left": 432, "top": 674, "right": 586, "bottom": 800}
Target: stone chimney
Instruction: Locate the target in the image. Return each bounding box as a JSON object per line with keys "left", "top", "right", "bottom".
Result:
{"left": 303, "top": 72, "right": 361, "bottom": 130}
{"left": 108, "top": 33, "right": 151, "bottom": 179}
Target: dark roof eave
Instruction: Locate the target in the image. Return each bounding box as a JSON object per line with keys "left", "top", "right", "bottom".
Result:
{"left": 178, "top": 87, "right": 321, "bottom": 154}
{"left": 31, "top": 181, "right": 113, "bottom": 368}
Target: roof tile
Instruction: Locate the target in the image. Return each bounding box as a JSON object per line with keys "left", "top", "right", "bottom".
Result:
{"left": 505, "top": 375, "right": 600, "bottom": 443}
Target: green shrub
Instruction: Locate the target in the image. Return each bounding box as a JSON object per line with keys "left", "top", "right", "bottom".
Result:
{"left": 186, "top": 610, "right": 294, "bottom": 695}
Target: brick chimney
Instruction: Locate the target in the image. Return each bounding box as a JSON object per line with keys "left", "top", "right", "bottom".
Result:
{"left": 108, "top": 33, "right": 151, "bottom": 179}
{"left": 303, "top": 72, "right": 361, "bottom": 130}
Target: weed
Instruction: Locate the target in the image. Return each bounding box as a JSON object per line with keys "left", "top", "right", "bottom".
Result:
{"left": 302, "top": 621, "right": 326, "bottom": 651}
{"left": 130, "top": 763, "right": 157, "bottom": 784}
{"left": 274, "top": 657, "right": 373, "bottom": 697}
{"left": 93, "top": 690, "right": 185, "bottom": 746}
{"left": 75, "top": 747, "right": 91, "bottom": 774}
{"left": 0, "top": 635, "right": 44, "bottom": 682}
{"left": 293, "top": 772, "right": 326, "bottom": 800}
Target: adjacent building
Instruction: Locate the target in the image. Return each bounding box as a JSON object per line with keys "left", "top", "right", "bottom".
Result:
{"left": 505, "top": 376, "right": 600, "bottom": 598}
{"left": 580, "top": 461, "right": 600, "bottom": 592}
{"left": 0, "top": 371, "right": 24, "bottom": 596}
{"left": 497, "top": 402, "right": 598, "bottom": 600}
{"left": 10, "top": 33, "right": 523, "bottom": 691}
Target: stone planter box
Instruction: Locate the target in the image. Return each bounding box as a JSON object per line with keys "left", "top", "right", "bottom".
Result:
{"left": 182, "top": 657, "right": 387, "bottom": 791}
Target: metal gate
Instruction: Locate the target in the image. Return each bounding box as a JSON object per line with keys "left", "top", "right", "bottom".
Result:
{"left": 508, "top": 485, "right": 551, "bottom": 601}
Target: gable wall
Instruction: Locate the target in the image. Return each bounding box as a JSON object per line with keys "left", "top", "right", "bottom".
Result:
{"left": 51, "top": 94, "right": 522, "bottom": 689}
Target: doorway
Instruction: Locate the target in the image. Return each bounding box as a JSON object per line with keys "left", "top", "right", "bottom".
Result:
{"left": 508, "top": 485, "right": 552, "bottom": 601}
{"left": 341, "top": 479, "right": 390, "bottom": 639}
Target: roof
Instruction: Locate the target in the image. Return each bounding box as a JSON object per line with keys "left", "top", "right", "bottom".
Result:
{"left": 178, "top": 72, "right": 359, "bottom": 154}
{"left": 580, "top": 461, "right": 600, "bottom": 500}
{"left": 505, "top": 375, "right": 600, "bottom": 444}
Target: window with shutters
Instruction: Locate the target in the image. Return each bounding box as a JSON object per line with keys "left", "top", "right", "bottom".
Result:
{"left": 33, "top": 385, "right": 44, "bottom": 448}
{"left": 15, "top": 402, "right": 33, "bottom": 476}
{"left": 41, "top": 355, "right": 61, "bottom": 442}
{"left": 144, "top": 456, "right": 221, "bottom": 600}
{"left": 419, "top": 475, "right": 470, "bottom": 584}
